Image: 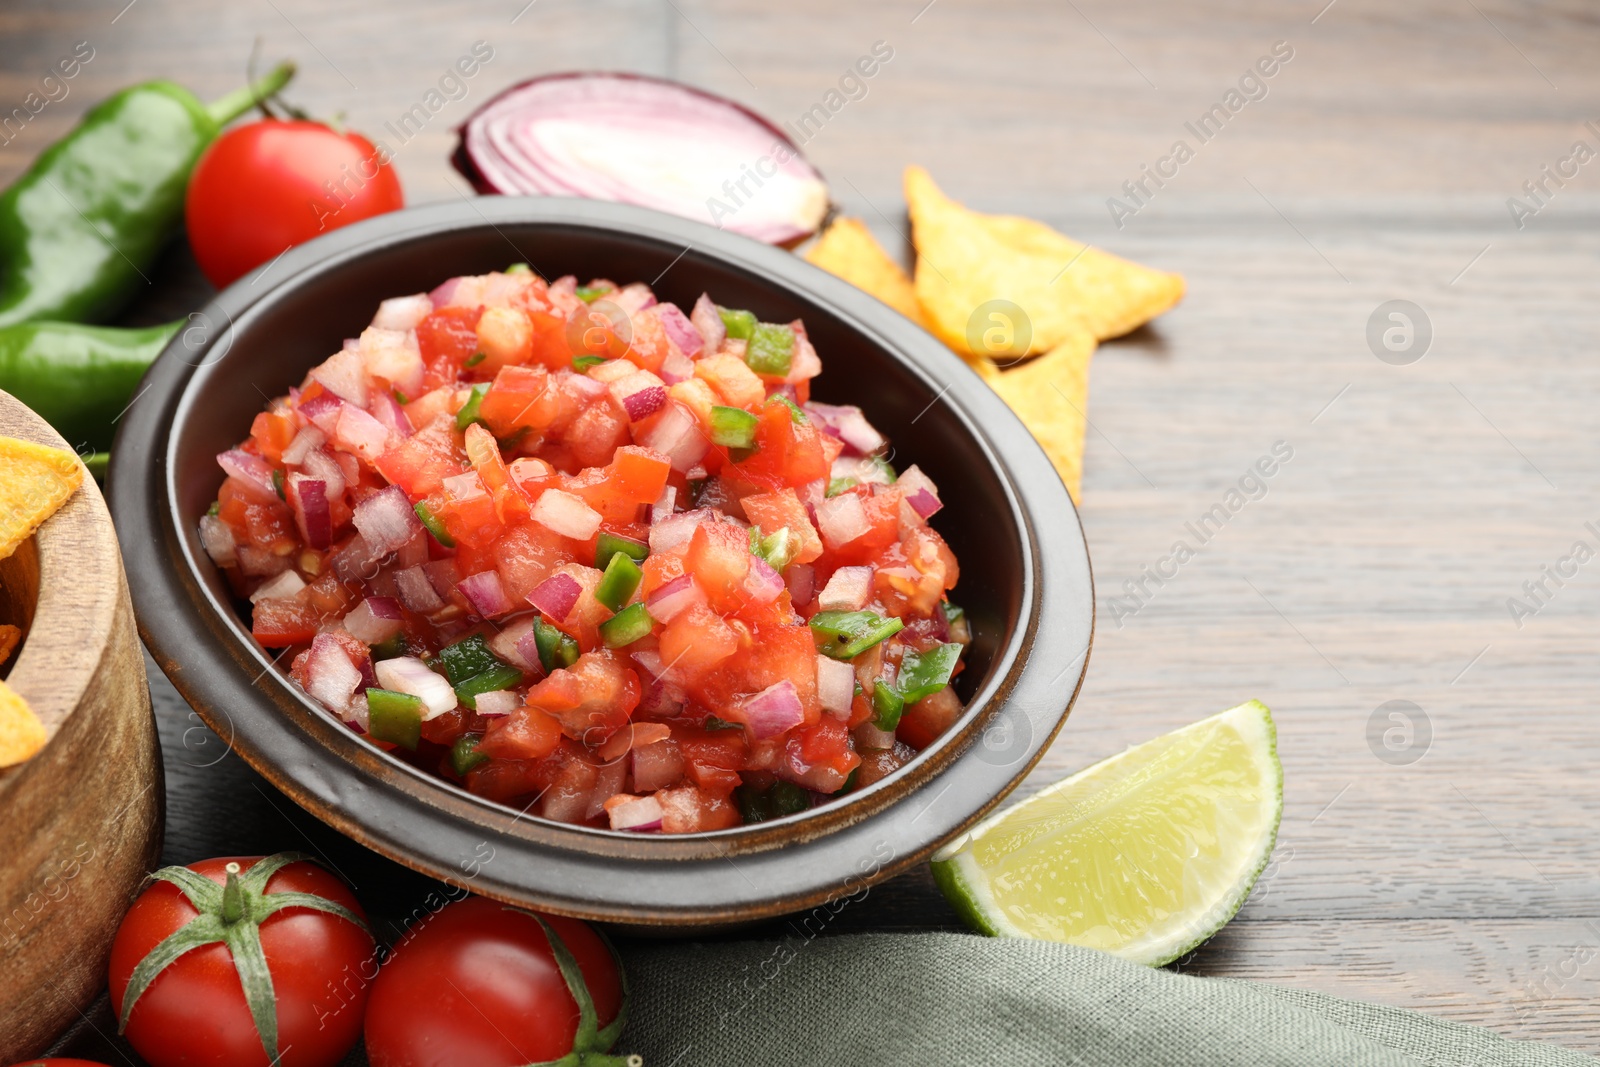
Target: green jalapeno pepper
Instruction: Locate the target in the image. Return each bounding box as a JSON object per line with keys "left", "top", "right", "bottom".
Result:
{"left": 0, "top": 62, "right": 294, "bottom": 329}
{"left": 0, "top": 319, "right": 180, "bottom": 451}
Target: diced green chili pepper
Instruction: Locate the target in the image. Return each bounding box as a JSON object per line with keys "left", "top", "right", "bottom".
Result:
{"left": 571, "top": 354, "right": 608, "bottom": 371}
{"left": 872, "top": 680, "right": 906, "bottom": 731}
{"left": 709, "top": 405, "right": 760, "bottom": 449}
{"left": 455, "top": 666, "right": 524, "bottom": 710}
{"left": 867, "top": 455, "right": 897, "bottom": 483}
{"left": 450, "top": 734, "right": 489, "bottom": 775}
{"left": 413, "top": 502, "right": 455, "bottom": 548}
{"left": 826, "top": 476, "right": 859, "bottom": 498}
{"left": 206, "top": 500, "right": 220, "bottom": 517}
{"left": 595, "top": 552, "right": 643, "bottom": 612}
{"left": 942, "top": 601, "right": 965, "bottom": 626}
{"left": 370, "top": 632, "right": 407, "bottom": 662}
{"left": 0, "top": 61, "right": 295, "bottom": 330}
{"left": 438, "top": 634, "right": 508, "bottom": 687}
{"left": 0, "top": 320, "right": 181, "bottom": 451}
{"left": 736, "top": 784, "right": 773, "bottom": 823}
{"left": 271, "top": 468, "right": 285, "bottom": 500}
{"left": 717, "top": 306, "right": 756, "bottom": 341}
{"left": 770, "top": 780, "right": 810, "bottom": 816}
{"left": 745, "top": 323, "right": 795, "bottom": 376}
{"left": 534, "top": 615, "right": 580, "bottom": 673}
{"left": 454, "top": 383, "right": 489, "bottom": 430}
{"left": 497, "top": 427, "right": 530, "bottom": 451}
{"left": 505, "top": 262, "right": 532, "bottom": 275}
{"left": 576, "top": 284, "right": 612, "bottom": 303}
{"left": 595, "top": 531, "right": 649, "bottom": 572}
{"left": 749, "top": 526, "right": 795, "bottom": 573}
{"left": 464, "top": 350, "right": 486, "bottom": 368}
{"left": 599, "top": 602, "right": 654, "bottom": 648}
{"left": 897, "top": 642, "right": 963, "bottom": 704}
{"left": 393, "top": 388, "right": 410, "bottom": 405}
{"left": 835, "top": 767, "right": 860, "bottom": 795}
{"left": 809, "top": 610, "right": 905, "bottom": 660}
{"left": 704, "top": 716, "right": 743, "bottom": 732}
{"left": 366, "top": 688, "right": 423, "bottom": 751}
{"left": 767, "top": 393, "right": 806, "bottom": 423}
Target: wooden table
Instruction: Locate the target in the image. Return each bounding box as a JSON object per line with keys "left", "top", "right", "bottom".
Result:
{"left": 7, "top": 0, "right": 1600, "bottom": 1057}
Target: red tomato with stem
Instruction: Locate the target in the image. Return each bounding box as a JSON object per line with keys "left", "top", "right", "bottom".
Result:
{"left": 186, "top": 119, "right": 404, "bottom": 288}
{"left": 108, "top": 854, "right": 375, "bottom": 1067}
{"left": 364, "top": 897, "right": 638, "bottom": 1067}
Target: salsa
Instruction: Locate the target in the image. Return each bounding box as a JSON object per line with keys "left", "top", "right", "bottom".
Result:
{"left": 201, "top": 268, "right": 970, "bottom": 833}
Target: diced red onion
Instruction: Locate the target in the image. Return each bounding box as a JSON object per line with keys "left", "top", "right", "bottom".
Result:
{"left": 598, "top": 721, "right": 671, "bottom": 763}
{"left": 648, "top": 510, "right": 708, "bottom": 554}
{"left": 333, "top": 404, "right": 391, "bottom": 463}
{"left": 301, "top": 448, "right": 346, "bottom": 499}
{"left": 785, "top": 562, "right": 815, "bottom": 607}
{"left": 744, "top": 556, "right": 784, "bottom": 604}
{"left": 897, "top": 464, "right": 943, "bottom": 519}
{"left": 806, "top": 401, "right": 886, "bottom": 456}
{"left": 424, "top": 559, "right": 462, "bottom": 597}
{"left": 459, "top": 569, "right": 513, "bottom": 618}
{"left": 330, "top": 533, "right": 383, "bottom": 582}
{"left": 374, "top": 655, "right": 458, "bottom": 719}
{"left": 509, "top": 456, "right": 554, "bottom": 486}
{"left": 395, "top": 531, "right": 429, "bottom": 570}
{"left": 854, "top": 720, "right": 897, "bottom": 751}
{"left": 396, "top": 566, "right": 446, "bottom": 613}
{"left": 565, "top": 369, "right": 608, "bottom": 400}
{"left": 281, "top": 425, "right": 327, "bottom": 467}
{"left": 453, "top": 73, "right": 828, "bottom": 245}
{"left": 637, "top": 401, "right": 708, "bottom": 472}
{"left": 305, "top": 633, "right": 363, "bottom": 713}
{"left": 814, "top": 493, "right": 870, "bottom": 549}
{"left": 691, "top": 293, "right": 724, "bottom": 353}
{"left": 249, "top": 570, "right": 306, "bottom": 604}
{"left": 628, "top": 734, "right": 681, "bottom": 791}
{"left": 609, "top": 370, "right": 668, "bottom": 423}
{"left": 607, "top": 794, "right": 664, "bottom": 832}
{"left": 818, "top": 565, "right": 871, "bottom": 612}
{"left": 490, "top": 615, "right": 540, "bottom": 670}
{"left": 587, "top": 759, "right": 629, "bottom": 821}
{"left": 659, "top": 349, "right": 695, "bottom": 385}
{"left": 287, "top": 476, "right": 332, "bottom": 550}
{"left": 650, "top": 485, "right": 677, "bottom": 525}
{"left": 786, "top": 322, "right": 821, "bottom": 384}
{"left": 237, "top": 545, "right": 290, "bottom": 578}
{"left": 428, "top": 277, "right": 462, "bottom": 308}
{"left": 516, "top": 631, "right": 545, "bottom": 676}
{"left": 345, "top": 692, "right": 370, "bottom": 734}
{"left": 816, "top": 657, "right": 856, "bottom": 718}
{"left": 309, "top": 347, "right": 370, "bottom": 407}
{"left": 370, "top": 390, "right": 415, "bottom": 439}
{"left": 353, "top": 485, "right": 422, "bottom": 555}
{"left": 527, "top": 571, "right": 582, "bottom": 621}
{"left": 344, "top": 596, "right": 403, "bottom": 643}
{"left": 299, "top": 393, "right": 345, "bottom": 435}
{"left": 531, "top": 489, "right": 602, "bottom": 541}
{"left": 473, "top": 689, "right": 520, "bottom": 718}
{"left": 358, "top": 327, "right": 425, "bottom": 395}
{"left": 199, "top": 515, "right": 237, "bottom": 567}
{"left": 742, "top": 679, "right": 805, "bottom": 740}
{"left": 611, "top": 282, "right": 657, "bottom": 314}
{"left": 216, "top": 449, "right": 279, "bottom": 503}
{"left": 645, "top": 573, "right": 703, "bottom": 622}
{"left": 372, "top": 294, "right": 434, "bottom": 332}
{"left": 656, "top": 302, "right": 702, "bottom": 358}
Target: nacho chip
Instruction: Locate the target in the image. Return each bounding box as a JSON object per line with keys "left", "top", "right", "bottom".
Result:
{"left": 980, "top": 333, "right": 1097, "bottom": 502}
{"left": 805, "top": 217, "right": 923, "bottom": 324}
{"left": 0, "top": 624, "right": 20, "bottom": 668}
{"left": 0, "top": 677, "right": 46, "bottom": 767}
{"left": 0, "top": 436, "right": 83, "bottom": 560}
{"left": 905, "top": 165, "right": 1185, "bottom": 358}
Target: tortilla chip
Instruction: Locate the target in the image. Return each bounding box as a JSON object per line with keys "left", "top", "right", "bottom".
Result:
{"left": 980, "top": 334, "right": 1097, "bottom": 502}
{"left": 905, "top": 165, "right": 1185, "bottom": 358}
{"left": 0, "top": 624, "right": 19, "bottom": 667}
{"left": 0, "top": 677, "right": 46, "bottom": 767}
{"left": 0, "top": 436, "right": 83, "bottom": 560}
{"left": 805, "top": 217, "right": 923, "bottom": 324}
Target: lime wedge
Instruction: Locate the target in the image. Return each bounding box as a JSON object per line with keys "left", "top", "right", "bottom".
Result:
{"left": 931, "top": 700, "right": 1282, "bottom": 965}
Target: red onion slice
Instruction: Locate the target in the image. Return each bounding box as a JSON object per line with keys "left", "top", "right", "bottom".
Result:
{"left": 305, "top": 633, "right": 363, "bottom": 713}
{"left": 528, "top": 571, "right": 582, "bottom": 621}
{"left": 609, "top": 370, "right": 668, "bottom": 423}
{"left": 281, "top": 425, "right": 327, "bottom": 466}
{"left": 814, "top": 493, "right": 870, "bottom": 549}
{"left": 607, "top": 794, "right": 664, "bottom": 832}
{"left": 744, "top": 556, "right": 785, "bottom": 604}
{"left": 806, "top": 401, "right": 886, "bottom": 456}
{"left": 490, "top": 615, "right": 541, "bottom": 670}
{"left": 784, "top": 562, "right": 815, "bottom": 607}
{"left": 458, "top": 569, "right": 513, "bottom": 618}
{"left": 353, "top": 484, "right": 422, "bottom": 555}
{"left": 309, "top": 347, "right": 370, "bottom": 408}
{"left": 690, "top": 294, "right": 725, "bottom": 353}
{"left": 216, "top": 450, "right": 279, "bottom": 503}
{"left": 396, "top": 566, "right": 446, "bottom": 613}
{"left": 472, "top": 689, "right": 521, "bottom": 718}
{"left": 816, "top": 656, "right": 856, "bottom": 718}
{"left": 334, "top": 404, "right": 391, "bottom": 463}
{"left": 741, "top": 679, "right": 805, "bottom": 739}
{"left": 344, "top": 596, "right": 404, "bottom": 643}
{"left": 646, "top": 573, "right": 703, "bottom": 622}
{"left": 657, "top": 302, "right": 702, "bottom": 358}
{"left": 372, "top": 294, "right": 433, "bottom": 332}
{"left": 896, "top": 464, "right": 943, "bottom": 519}
{"left": 374, "top": 655, "right": 458, "bottom": 719}
{"left": 531, "top": 489, "right": 603, "bottom": 541}
{"left": 454, "top": 73, "right": 829, "bottom": 245}
{"left": 650, "top": 485, "right": 677, "bottom": 525}
{"left": 637, "top": 401, "right": 709, "bottom": 473}
{"left": 286, "top": 475, "right": 332, "bottom": 550}
{"left": 817, "top": 565, "right": 871, "bottom": 612}
{"left": 198, "top": 515, "right": 237, "bottom": 567}
{"left": 299, "top": 393, "right": 345, "bottom": 435}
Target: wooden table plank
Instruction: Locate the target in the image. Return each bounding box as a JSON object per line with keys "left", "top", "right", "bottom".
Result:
{"left": 7, "top": 0, "right": 1600, "bottom": 1058}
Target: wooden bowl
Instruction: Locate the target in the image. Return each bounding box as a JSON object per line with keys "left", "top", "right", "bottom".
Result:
{"left": 109, "top": 198, "right": 1093, "bottom": 926}
{"left": 0, "top": 393, "right": 163, "bottom": 1061}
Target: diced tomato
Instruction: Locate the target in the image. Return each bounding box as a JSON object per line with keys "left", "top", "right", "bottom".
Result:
{"left": 465, "top": 423, "right": 530, "bottom": 523}
{"left": 492, "top": 523, "right": 569, "bottom": 604}
{"left": 478, "top": 706, "right": 564, "bottom": 761}
{"left": 377, "top": 415, "right": 466, "bottom": 498}
{"left": 658, "top": 603, "right": 739, "bottom": 676}
{"left": 656, "top": 785, "right": 739, "bottom": 833}
{"left": 566, "top": 401, "right": 630, "bottom": 470}
{"left": 416, "top": 306, "right": 483, "bottom": 385}
{"left": 217, "top": 478, "right": 254, "bottom": 528}
{"left": 683, "top": 521, "right": 752, "bottom": 612}
{"left": 819, "top": 485, "right": 901, "bottom": 568}
{"left": 243, "top": 501, "right": 295, "bottom": 551}
{"left": 252, "top": 594, "right": 323, "bottom": 647}
{"left": 896, "top": 686, "right": 964, "bottom": 750}
{"left": 524, "top": 650, "right": 641, "bottom": 743}
{"left": 609, "top": 446, "right": 670, "bottom": 504}
{"left": 618, "top": 306, "right": 667, "bottom": 375}
{"left": 420, "top": 707, "right": 470, "bottom": 747}
{"left": 695, "top": 352, "right": 764, "bottom": 409}
{"left": 740, "top": 488, "right": 823, "bottom": 565}
{"left": 474, "top": 306, "right": 534, "bottom": 374}
{"left": 250, "top": 410, "right": 297, "bottom": 463}
{"left": 727, "top": 401, "right": 828, "bottom": 489}
{"left": 478, "top": 365, "right": 552, "bottom": 438}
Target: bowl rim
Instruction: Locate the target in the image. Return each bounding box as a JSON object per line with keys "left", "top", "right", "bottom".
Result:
{"left": 109, "top": 196, "right": 1094, "bottom": 924}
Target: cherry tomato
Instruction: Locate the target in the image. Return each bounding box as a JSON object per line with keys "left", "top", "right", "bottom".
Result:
{"left": 364, "top": 897, "right": 635, "bottom": 1067}
{"left": 108, "top": 854, "right": 374, "bottom": 1067}
{"left": 186, "top": 119, "right": 404, "bottom": 288}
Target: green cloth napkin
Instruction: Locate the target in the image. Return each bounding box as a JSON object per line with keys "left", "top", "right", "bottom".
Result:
{"left": 620, "top": 933, "right": 1590, "bottom": 1066}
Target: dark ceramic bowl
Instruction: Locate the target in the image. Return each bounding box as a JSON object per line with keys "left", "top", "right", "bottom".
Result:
{"left": 109, "top": 197, "right": 1093, "bottom": 926}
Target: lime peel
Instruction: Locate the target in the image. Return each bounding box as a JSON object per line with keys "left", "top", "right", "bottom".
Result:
{"left": 931, "top": 700, "right": 1283, "bottom": 966}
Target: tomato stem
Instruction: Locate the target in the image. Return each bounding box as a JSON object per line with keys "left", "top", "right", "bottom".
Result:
{"left": 207, "top": 60, "right": 297, "bottom": 126}
{"left": 221, "top": 861, "right": 245, "bottom": 924}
